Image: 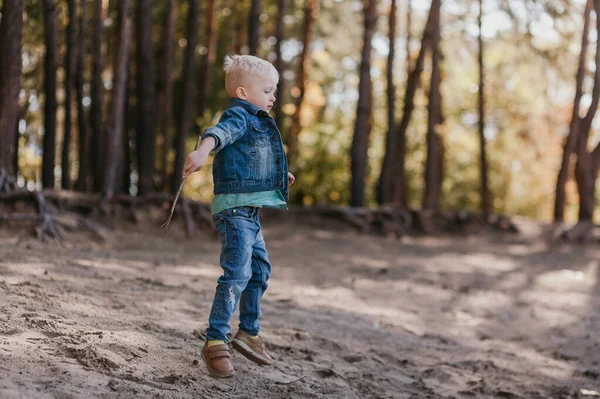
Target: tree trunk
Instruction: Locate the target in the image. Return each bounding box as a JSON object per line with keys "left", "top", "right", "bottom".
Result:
{"left": 422, "top": 0, "right": 442, "bottom": 211}
{"left": 377, "top": 0, "right": 397, "bottom": 205}
{"left": 13, "top": 111, "right": 20, "bottom": 175}
{"left": 90, "top": 0, "right": 106, "bottom": 193}
{"left": 104, "top": 0, "right": 132, "bottom": 195}
{"left": 75, "top": 0, "right": 89, "bottom": 192}
{"left": 554, "top": 0, "right": 591, "bottom": 221}
{"left": 42, "top": 0, "right": 59, "bottom": 189}
{"left": 436, "top": 69, "right": 445, "bottom": 208}
{"left": 135, "top": 0, "right": 157, "bottom": 196}
{"left": 123, "top": 41, "right": 137, "bottom": 195}
{"left": 0, "top": 0, "right": 24, "bottom": 177}
{"left": 274, "top": 0, "right": 287, "bottom": 130}
{"left": 248, "top": 0, "right": 261, "bottom": 55}
{"left": 157, "top": 0, "right": 177, "bottom": 191}
{"left": 288, "top": 0, "right": 316, "bottom": 171}
{"left": 386, "top": 0, "right": 439, "bottom": 206}
{"left": 478, "top": 0, "right": 491, "bottom": 218}
{"left": 122, "top": 70, "right": 132, "bottom": 195}
{"left": 350, "top": 0, "right": 377, "bottom": 207}
{"left": 198, "top": 0, "right": 217, "bottom": 118}
{"left": 231, "top": 0, "right": 246, "bottom": 54}
{"left": 61, "top": 0, "right": 77, "bottom": 189}
{"left": 172, "top": 0, "right": 199, "bottom": 193}
{"left": 406, "top": 0, "right": 412, "bottom": 77}
{"left": 575, "top": 149, "right": 598, "bottom": 221}
{"left": 574, "top": 0, "right": 600, "bottom": 222}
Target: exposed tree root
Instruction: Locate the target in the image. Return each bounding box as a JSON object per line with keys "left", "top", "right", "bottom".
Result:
{"left": 181, "top": 199, "right": 195, "bottom": 238}
{"left": 273, "top": 205, "right": 520, "bottom": 238}
{"left": 34, "top": 191, "right": 63, "bottom": 242}
{"left": 0, "top": 187, "right": 213, "bottom": 242}
{"left": 1, "top": 177, "right": 522, "bottom": 242}
{"left": 271, "top": 205, "right": 413, "bottom": 238}
{"left": 0, "top": 168, "right": 17, "bottom": 193}
{"left": 0, "top": 187, "right": 109, "bottom": 243}
{"left": 559, "top": 221, "right": 600, "bottom": 243}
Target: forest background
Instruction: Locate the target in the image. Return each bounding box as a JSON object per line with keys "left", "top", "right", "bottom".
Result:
{"left": 1, "top": 0, "right": 598, "bottom": 224}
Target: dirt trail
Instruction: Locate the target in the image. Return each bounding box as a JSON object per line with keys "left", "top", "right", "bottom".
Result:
{"left": 1, "top": 212, "right": 599, "bottom": 398}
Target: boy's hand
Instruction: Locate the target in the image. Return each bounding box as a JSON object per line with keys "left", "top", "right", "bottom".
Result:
{"left": 288, "top": 172, "right": 295, "bottom": 185}
{"left": 182, "top": 137, "right": 215, "bottom": 179}
{"left": 183, "top": 150, "right": 207, "bottom": 179}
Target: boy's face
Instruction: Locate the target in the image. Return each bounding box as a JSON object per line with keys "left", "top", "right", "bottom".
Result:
{"left": 238, "top": 74, "right": 277, "bottom": 112}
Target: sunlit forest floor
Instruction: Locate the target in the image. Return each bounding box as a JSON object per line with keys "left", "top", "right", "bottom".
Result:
{"left": 1, "top": 211, "right": 600, "bottom": 399}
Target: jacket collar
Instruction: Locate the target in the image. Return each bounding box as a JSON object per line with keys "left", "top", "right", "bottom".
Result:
{"left": 230, "top": 98, "right": 266, "bottom": 116}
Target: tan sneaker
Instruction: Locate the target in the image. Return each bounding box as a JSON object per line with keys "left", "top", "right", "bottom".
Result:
{"left": 201, "top": 342, "right": 235, "bottom": 378}
{"left": 231, "top": 330, "right": 273, "bottom": 366}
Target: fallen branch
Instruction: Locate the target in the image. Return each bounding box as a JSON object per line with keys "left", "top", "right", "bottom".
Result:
{"left": 275, "top": 375, "right": 306, "bottom": 385}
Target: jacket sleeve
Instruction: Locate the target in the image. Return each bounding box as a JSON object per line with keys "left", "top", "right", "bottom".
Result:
{"left": 201, "top": 106, "right": 249, "bottom": 153}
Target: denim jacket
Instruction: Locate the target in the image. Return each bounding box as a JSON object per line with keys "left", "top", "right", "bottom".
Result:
{"left": 201, "top": 98, "right": 289, "bottom": 200}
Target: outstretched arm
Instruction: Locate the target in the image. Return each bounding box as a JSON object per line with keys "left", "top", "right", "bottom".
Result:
{"left": 182, "top": 136, "right": 216, "bottom": 179}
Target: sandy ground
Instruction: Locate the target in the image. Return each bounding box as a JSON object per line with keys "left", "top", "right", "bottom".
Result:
{"left": 1, "top": 210, "right": 600, "bottom": 399}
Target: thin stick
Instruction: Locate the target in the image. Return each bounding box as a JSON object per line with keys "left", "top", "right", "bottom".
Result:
{"left": 162, "top": 135, "right": 202, "bottom": 233}
{"left": 276, "top": 375, "right": 306, "bottom": 385}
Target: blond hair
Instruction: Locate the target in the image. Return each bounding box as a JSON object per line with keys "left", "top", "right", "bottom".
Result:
{"left": 224, "top": 55, "right": 279, "bottom": 97}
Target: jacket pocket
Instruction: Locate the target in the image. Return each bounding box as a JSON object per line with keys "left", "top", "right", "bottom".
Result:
{"left": 251, "top": 121, "right": 271, "bottom": 147}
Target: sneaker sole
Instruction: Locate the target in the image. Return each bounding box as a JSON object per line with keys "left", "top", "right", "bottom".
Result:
{"left": 231, "top": 339, "right": 273, "bottom": 366}
{"left": 201, "top": 348, "right": 235, "bottom": 378}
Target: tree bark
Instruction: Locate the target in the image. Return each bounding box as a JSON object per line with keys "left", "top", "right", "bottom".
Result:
{"left": 350, "top": 0, "right": 377, "bottom": 207}
{"left": 574, "top": 0, "right": 600, "bottom": 222}
{"left": 377, "top": 0, "right": 398, "bottom": 205}
{"left": 385, "top": 0, "right": 439, "bottom": 206}
{"left": 90, "top": 0, "right": 106, "bottom": 193}
{"left": 248, "top": 0, "right": 261, "bottom": 55}
{"left": 554, "top": 0, "right": 591, "bottom": 221}
{"left": 104, "top": 0, "right": 133, "bottom": 195}
{"left": 123, "top": 41, "right": 136, "bottom": 195}
{"left": 135, "top": 0, "right": 157, "bottom": 196}
{"left": 575, "top": 147, "right": 598, "bottom": 221}
{"left": 198, "top": 0, "right": 217, "bottom": 118}
{"left": 288, "top": 0, "right": 316, "bottom": 171}
{"left": 157, "top": 0, "right": 177, "bottom": 191}
{"left": 0, "top": 0, "right": 24, "bottom": 177}
{"left": 478, "top": 0, "right": 490, "bottom": 218}
{"left": 172, "top": 0, "right": 199, "bottom": 193}
{"left": 274, "top": 0, "right": 288, "bottom": 130}
{"left": 406, "top": 0, "right": 412, "bottom": 77}
{"left": 75, "top": 0, "right": 90, "bottom": 192}
{"left": 61, "top": 0, "right": 77, "bottom": 189}
{"left": 42, "top": 0, "right": 59, "bottom": 189}
{"left": 233, "top": 0, "right": 246, "bottom": 54}
{"left": 422, "top": 0, "right": 442, "bottom": 211}
{"left": 13, "top": 111, "right": 21, "bottom": 176}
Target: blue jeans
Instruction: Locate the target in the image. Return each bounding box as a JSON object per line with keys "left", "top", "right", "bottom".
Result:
{"left": 206, "top": 206, "right": 272, "bottom": 342}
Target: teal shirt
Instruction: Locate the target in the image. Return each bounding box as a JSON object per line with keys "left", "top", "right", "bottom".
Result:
{"left": 211, "top": 190, "right": 288, "bottom": 215}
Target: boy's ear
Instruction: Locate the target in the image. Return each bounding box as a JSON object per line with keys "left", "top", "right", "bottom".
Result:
{"left": 236, "top": 86, "right": 246, "bottom": 99}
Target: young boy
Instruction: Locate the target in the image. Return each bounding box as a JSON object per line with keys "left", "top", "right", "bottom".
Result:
{"left": 183, "top": 55, "right": 295, "bottom": 378}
